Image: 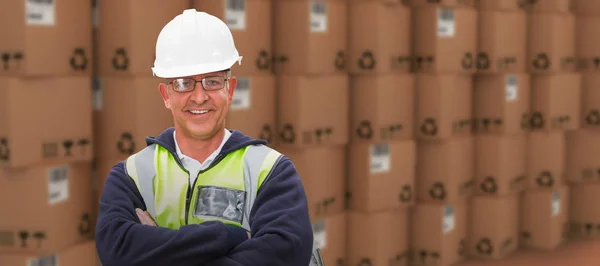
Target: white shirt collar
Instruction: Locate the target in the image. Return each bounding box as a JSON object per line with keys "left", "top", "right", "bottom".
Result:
{"left": 173, "top": 129, "right": 231, "bottom": 165}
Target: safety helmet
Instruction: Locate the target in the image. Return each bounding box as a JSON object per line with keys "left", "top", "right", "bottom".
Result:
{"left": 152, "top": 9, "right": 243, "bottom": 78}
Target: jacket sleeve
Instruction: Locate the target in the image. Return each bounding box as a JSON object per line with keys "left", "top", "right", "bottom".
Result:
{"left": 205, "top": 157, "right": 314, "bottom": 266}
{"left": 95, "top": 162, "right": 249, "bottom": 266}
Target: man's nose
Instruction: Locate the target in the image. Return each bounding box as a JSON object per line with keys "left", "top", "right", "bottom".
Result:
{"left": 189, "top": 83, "right": 209, "bottom": 103}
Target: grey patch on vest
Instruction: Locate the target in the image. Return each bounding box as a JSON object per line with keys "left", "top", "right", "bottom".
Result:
{"left": 194, "top": 186, "right": 247, "bottom": 223}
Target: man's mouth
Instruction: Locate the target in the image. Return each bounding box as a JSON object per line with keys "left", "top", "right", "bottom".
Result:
{"left": 187, "top": 109, "right": 211, "bottom": 115}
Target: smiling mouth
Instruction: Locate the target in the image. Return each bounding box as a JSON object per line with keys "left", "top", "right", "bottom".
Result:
{"left": 187, "top": 110, "right": 212, "bottom": 115}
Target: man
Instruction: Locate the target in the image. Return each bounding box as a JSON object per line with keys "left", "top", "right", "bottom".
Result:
{"left": 95, "top": 9, "right": 316, "bottom": 266}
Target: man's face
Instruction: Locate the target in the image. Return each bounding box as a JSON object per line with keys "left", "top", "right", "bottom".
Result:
{"left": 158, "top": 70, "right": 237, "bottom": 140}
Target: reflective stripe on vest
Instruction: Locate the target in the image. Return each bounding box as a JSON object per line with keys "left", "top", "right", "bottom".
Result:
{"left": 125, "top": 143, "right": 282, "bottom": 231}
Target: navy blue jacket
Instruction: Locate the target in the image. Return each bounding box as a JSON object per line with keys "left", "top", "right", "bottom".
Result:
{"left": 95, "top": 128, "right": 314, "bottom": 266}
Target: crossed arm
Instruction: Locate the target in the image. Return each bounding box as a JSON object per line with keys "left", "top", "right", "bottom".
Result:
{"left": 95, "top": 159, "right": 314, "bottom": 266}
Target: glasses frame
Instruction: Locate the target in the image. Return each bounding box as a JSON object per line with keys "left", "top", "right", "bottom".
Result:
{"left": 165, "top": 75, "right": 231, "bottom": 93}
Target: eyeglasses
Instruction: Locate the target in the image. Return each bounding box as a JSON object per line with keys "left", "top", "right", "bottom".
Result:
{"left": 166, "top": 76, "right": 229, "bottom": 92}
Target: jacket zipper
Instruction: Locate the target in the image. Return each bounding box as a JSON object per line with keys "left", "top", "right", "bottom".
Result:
{"left": 184, "top": 154, "right": 227, "bottom": 225}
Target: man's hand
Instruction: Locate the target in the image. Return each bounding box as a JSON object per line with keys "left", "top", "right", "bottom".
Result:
{"left": 136, "top": 208, "right": 157, "bottom": 226}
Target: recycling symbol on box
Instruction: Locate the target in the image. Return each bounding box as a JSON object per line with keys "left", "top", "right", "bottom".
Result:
{"left": 279, "top": 124, "right": 296, "bottom": 144}
{"left": 420, "top": 118, "right": 438, "bottom": 136}
{"left": 358, "top": 50, "right": 376, "bottom": 70}
{"left": 117, "top": 132, "right": 135, "bottom": 155}
{"left": 334, "top": 50, "right": 345, "bottom": 70}
{"left": 358, "top": 258, "right": 372, "bottom": 266}
{"left": 356, "top": 120, "right": 373, "bottom": 139}
{"left": 112, "top": 48, "right": 129, "bottom": 71}
{"left": 255, "top": 50, "right": 271, "bottom": 70}
{"left": 0, "top": 137, "right": 9, "bottom": 161}
{"left": 586, "top": 110, "right": 600, "bottom": 126}
{"left": 480, "top": 176, "right": 498, "bottom": 194}
{"left": 79, "top": 213, "right": 92, "bottom": 235}
{"left": 399, "top": 185, "right": 412, "bottom": 203}
{"left": 476, "top": 238, "right": 494, "bottom": 255}
{"left": 70, "top": 48, "right": 88, "bottom": 71}
{"left": 532, "top": 53, "right": 551, "bottom": 70}
{"left": 259, "top": 124, "right": 272, "bottom": 142}
{"left": 536, "top": 171, "right": 554, "bottom": 187}
{"left": 429, "top": 182, "right": 446, "bottom": 200}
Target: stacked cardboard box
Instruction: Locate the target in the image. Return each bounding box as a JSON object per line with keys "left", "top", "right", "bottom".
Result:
{"left": 92, "top": 0, "right": 187, "bottom": 208}
{"left": 272, "top": 0, "right": 349, "bottom": 265}
{"left": 567, "top": 0, "right": 600, "bottom": 241}
{"left": 0, "top": 0, "right": 97, "bottom": 264}
{"left": 409, "top": 1, "right": 476, "bottom": 266}
{"left": 346, "top": 1, "right": 414, "bottom": 266}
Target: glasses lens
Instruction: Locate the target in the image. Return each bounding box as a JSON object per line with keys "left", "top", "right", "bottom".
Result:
{"left": 203, "top": 77, "right": 225, "bottom": 90}
{"left": 172, "top": 78, "right": 195, "bottom": 92}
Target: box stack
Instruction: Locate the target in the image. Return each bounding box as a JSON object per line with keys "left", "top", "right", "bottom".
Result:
{"left": 92, "top": 1, "right": 188, "bottom": 207}
{"left": 518, "top": 0, "right": 578, "bottom": 252}
{"left": 346, "top": 1, "right": 413, "bottom": 266}
{"left": 193, "top": 0, "right": 276, "bottom": 144}
{"left": 408, "top": 1, "right": 476, "bottom": 265}
{"left": 468, "top": 0, "right": 528, "bottom": 261}
{"left": 0, "top": 0, "right": 97, "bottom": 264}
{"left": 567, "top": 0, "right": 600, "bottom": 241}
{"left": 272, "top": 0, "right": 349, "bottom": 264}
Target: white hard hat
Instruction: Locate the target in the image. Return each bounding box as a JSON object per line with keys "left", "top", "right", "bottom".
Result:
{"left": 152, "top": 9, "right": 243, "bottom": 78}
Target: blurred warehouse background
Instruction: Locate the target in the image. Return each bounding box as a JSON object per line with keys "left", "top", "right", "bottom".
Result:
{"left": 2, "top": 0, "right": 600, "bottom": 265}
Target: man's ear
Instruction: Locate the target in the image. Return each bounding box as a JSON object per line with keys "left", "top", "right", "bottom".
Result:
{"left": 227, "top": 77, "right": 237, "bottom": 102}
{"left": 158, "top": 82, "right": 171, "bottom": 109}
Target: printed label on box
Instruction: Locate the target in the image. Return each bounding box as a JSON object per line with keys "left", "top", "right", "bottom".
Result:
{"left": 437, "top": 7, "right": 455, "bottom": 37}
{"left": 225, "top": 0, "right": 246, "bottom": 30}
{"left": 26, "top": 0, "right": 56, "bottom": 26}
{"left": 505, "top": 75, "right": 518, "bottom": 102}
{"left": 48, "top": 166, "right": 69, "bottom": 205}
{"left": 443, "top": 205, "right": 455, "bottom": 234}
{"left": 370, "top": 143, "right": 391, "bottom": 174}
{"left": 231, "top": 77, "right": 251, "bottom": 110}
{"left": 310, "top": 1, "right": 327, "bottom": 33}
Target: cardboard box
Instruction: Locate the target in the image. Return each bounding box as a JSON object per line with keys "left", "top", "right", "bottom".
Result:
{"left": 96, "top": 0, "right": 190, "bottom": 76}
{"left": 409, "top": 0, "right": 477, "bottom": 8}
{"left": 526, "top": 131, "right": 566, "bottom": 189}
{"left": 312, "top": 212, "right": 347, "bottom": 266}
{"left": 347, "top": 1, "right": 411, "bottom": 74}
{"left": 0, "top": 77, "right": 93, "bottom": 169}
{"left": 416, "top": 74, "right": 473, "bottom": 140}
{"left": 347, "top": 141, "right": 416, "bottom": 212}
{"left": 277, "top": 74, "right": 349, "bottom": 148}
{"left": 93, "top": 77, "right": 173, "bottom": 160}
{"left": 0, "top": 0, "right": 92, "bottom": 76}
{"left": 413, "top": 7, "right": 477, "bottom": 74}
{"left": 476, "top": 0, "right": 523, "bottom": 11}
{"left": 273, "top": 0, "right": 347, "bottom": 75}
{"left": 278, "top": 146, "right": 346, "bottom": 222}
{"left": 573, "top": 0, "right": 600, "bottom": 16}
{"left": 521, "top": 0, "right": 574, "bottom": 13}
{"left": 474, "top": 134, "right": 527, "bottom": 196}
{"left": 351, "top": 73, "right": 415, "bottom": 143}
{"left": 0, "top": 241, "right": 98, "bottom": 266}
{"left": 569, "top": 183, "right": 600, "bottom": 239}
{"left": 193, "top": 0, "right": 273, "bottom": 75}
{"left": 581, "top": 73, "right": 600, "bottom": 128}
{"left": 468, "top": 194, "right": 519, "bottom": 260}
{"left": 477, "top": 11, "right": 527, "bottom": 73}
{"left": 576, "top": 17, "right": 600, "bottom": 72}
{"left": 472, "top": 73, "right": 531, "bottom": 135}
{"left": 0, "top": 163, "right": 95, "bottom": 254}
{"left": 226, "top": 74, "right": 276, "bottom": 145}
{"left": 529, "top": 74, "right": 581, "bottom": 132}
{"left": 348, "top": 209, "right": 410, "bottom": 266}
{"left": 417, "top": 137, "right": 475, "bottom": 203}
{"left": 520, "top": 186, "right": 570, "bottom": 250}
{"left": 411, "top": 201, "right": 468, "bottom": 266}
{"left": 565, "top": 129, "right": 600, "bottom": 183}
{"left": 528, "top": 13, "right": 576, "bottom": 74}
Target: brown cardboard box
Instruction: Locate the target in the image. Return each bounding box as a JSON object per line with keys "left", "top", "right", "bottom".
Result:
{"left": 273, "top": 0, "right": 347, "bottom": 75}
{"left": 226, "top": 74, "right": 276, "bottom": 144}
{"left": 477, "top": 11, "right": 527, "bottom": 73}
{"left": 417, "top": 137, "right": 474, "bottom": 203}
{"left": 528, "top": 13, "right": 576, "bottom": 74}
{"left": 581, "top": 73, "right": 600, "bottom": 128}
{"left": 409, "top": 0, "right": 477, "bottom": 8}
{"left": 476, "top": 0, "right": 523, "bottom": 11}
{"left": 0, "top": 163, "right": 95, "bottom": 254}
{"left": 0, "top": 240, "right": 98, "bottom": 266}
{"left": 0, "top": 0, "right": 92, "bottom": 76}
{"left": 347, "top": 1, "right": 411, "bottom": 74}
{"left": 93, "top": 77, "right": 173, "bottom": 160}
{"left": 347, "top": 209, "right": 410, "bottom": 266}
{"left": 529, "top": 73, "right": 581, "bottom": 132}
{"left": 277, "top": 74, "right": 349, "bottom": 148}
{"left": 565, "top": 129, "right": 600, "bottom": 183}
{"left": 312, "top": 212, "right": 347, "bottom": 266}
{"left": 569, "top": 183, "right": 600, "bottom": 239}
{"left": 193, "top": 0, "right": 273, "bottom": 75}
{"left": 474, "top": 134, "right": 527, "bottom": 196}
{"left": 0, "top": 77, "right": 93, "bottom": 169}
{"left": 96, "top": 0, "right": 190, "bottom": 76}
{"left": 347, "top": 141, "right": 416, "bottom": 212}
{"left": 520, "top": 185, "right": 570, "bottom": 250}
{"left": 413, "top": 7, "right": 477, "bottom": 74}
{"left": 351, "top": 73, "right": 415, "bottom": 143}
{"left": 573, "top": 0, "right": 600, "bottom": 16}
{"left": 576, "top": 17, "right": 600, "bottom": 72}
{"left": 472, "top": 73, "right": 531, "bottom": 135}
{"left": 468, "top": 194, "right": 519, "bottom": 260}
{"left": 278, "top": 146, "right": 346, "bottom": 222}
{"left": 521, "top": 0, "right": 574, "bottom": 13}
{"left": 411, "top": 201, "right": 468, "bottom": 266}
{"left": 416, "top": 74, "right": 473, "bottom": 140}
{"left": 526, "top": 131, "right": 566, "bottom": 190}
